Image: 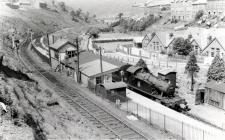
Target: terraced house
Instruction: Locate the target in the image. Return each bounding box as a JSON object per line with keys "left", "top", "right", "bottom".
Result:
{"left": 171, "top": 0, "right": 207, "bottom": 21}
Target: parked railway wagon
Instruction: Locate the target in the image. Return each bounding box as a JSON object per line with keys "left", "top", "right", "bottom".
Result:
{"left": 113, "top": 63, "right": 190, "bottom": 112}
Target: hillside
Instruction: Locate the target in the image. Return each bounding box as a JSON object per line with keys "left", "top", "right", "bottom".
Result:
{"left": 0, "top": 2, "right": 105, "bottom": 140}
{"left": 59, "top": 0, "right": 147, "bottom": 17}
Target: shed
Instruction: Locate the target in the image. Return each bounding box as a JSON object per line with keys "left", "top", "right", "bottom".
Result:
{"left": 96, "top": 82, "right": 127, "bottom": 102}
{"left": 205, "top": 80, "right": 225, "bottom": 109}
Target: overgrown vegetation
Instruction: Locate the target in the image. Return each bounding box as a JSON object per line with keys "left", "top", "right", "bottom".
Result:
{"left": 207, "top": 54, "right": 225, "bottom": 82}
{"left": 172, "top": 37, "right": 193, "bottom": 56}
{"left": 111, "top": 14, "right": 159, "bottom": 32}
{"left": 195, "top": 10, "right": 204, "bottom": 20}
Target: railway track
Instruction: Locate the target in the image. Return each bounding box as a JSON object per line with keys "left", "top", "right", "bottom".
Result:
{"left": 19, "top": 38, "right": 150, "bottom": 140}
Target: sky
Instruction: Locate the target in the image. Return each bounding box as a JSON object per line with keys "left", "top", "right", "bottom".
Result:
{"left": 57, "top": 0, "right": 148, "bottom": 17}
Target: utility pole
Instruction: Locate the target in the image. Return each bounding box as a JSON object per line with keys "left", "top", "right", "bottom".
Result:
{"left": 47, "top": 33, "right": 52, "bottom": 68}
{"left": 76, "top": 37, "right": 80, "bottom": 83}
{"left": 100, "top": 47, "right": 103, "bottom": 73}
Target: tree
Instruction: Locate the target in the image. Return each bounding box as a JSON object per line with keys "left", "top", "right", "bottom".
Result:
{"left": 75, "top": 8, "right": 82, "bottom": 18}
{"left": 207, "top": 54, "right": 225, "bottom": 82}
{"left": 185, "top": 52, "right": 200, "bottom": 91}
{"left": 172, "top": 37, "right": 193, "bottom": 55}
{"left": 195, "top": 10, "right": 204, "bottom": 20}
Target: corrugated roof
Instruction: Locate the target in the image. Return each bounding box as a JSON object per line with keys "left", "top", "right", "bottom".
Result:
{"left": 205, "top": 80, "right": 225, "bottom": 93}
{"left": 80, "top": 59, "right": 118, "bottom": 77}
{"left": 101, "top": 82, "right": 127, "bottom": 90}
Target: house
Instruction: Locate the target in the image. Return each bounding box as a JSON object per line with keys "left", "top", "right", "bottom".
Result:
{"left": 205, "top": 80, "right": 225, "bottom": 109}
{"left": 207, "top": 0, "right": 225, "bottom": 15}
{"left": 171, "top": 0, "right": 207, "bottom": 21}
{"left": 201, "top": 37, "right": 225, "bottom": 58}
{"left": 49, "top": 39, "right": 77, "bottom": 70}
{"left": 95, "top": 82, "right": 127, "bottom": 102}
{"left": 142, "top": 32, "right": 174, "bottom": 53}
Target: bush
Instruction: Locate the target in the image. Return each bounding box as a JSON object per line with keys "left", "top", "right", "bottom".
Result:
{"left": 195, "top": 10, "right": 204, "bottom": 20}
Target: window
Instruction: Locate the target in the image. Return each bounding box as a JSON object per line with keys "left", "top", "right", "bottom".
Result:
{"left": 96, "top": 77, "right": 102, "bottom": 84}
{"left": 216, "top": 48, "right": 220, "bottom": 54}
{"left": 66, "top": 51, "right": 76, "bottom": 58}
{"left": 211, "top": 52, "right": 214, "bottom": 57}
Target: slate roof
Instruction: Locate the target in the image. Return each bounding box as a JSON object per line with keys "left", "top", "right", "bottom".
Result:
{"left": 49, "top": 39, "right": 76, "bottom": 51}
{"left": 101, "top": 82, "right": 127, "bottom": 90}
{"left": 205, "top": 80, "right": 225, "bottom": 93}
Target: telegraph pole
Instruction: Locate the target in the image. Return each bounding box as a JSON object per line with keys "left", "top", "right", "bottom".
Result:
{"left": 76, "top": 37, "right": 80, "bottom": 83}
{"left": 47, "top": 33, "right": 52, "bottom": 68}
{"left": 100, "top": 47, "right": 103, "bottom": 73}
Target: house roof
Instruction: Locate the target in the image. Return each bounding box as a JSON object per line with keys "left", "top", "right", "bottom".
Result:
{"left": 202, "top": 37, "right": 225, "bottom": 53}
{"left": 80, "top": 59, "right": 119, "bottom": 77}
{"left": 101, "top": 82, "right": 127, "bottom": 90}
{"left": 205, "top": 80, "right": 225, "bottom": 93}
{"left": 49, "top": 39, "right": 76, "bottom": 51}
{"left": 146, "top": 32, "right": 175, "bottom": 48}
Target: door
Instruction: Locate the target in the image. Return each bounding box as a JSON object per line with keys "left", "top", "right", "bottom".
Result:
{"left": 195, "top": 89, "right": 202, "bottom": 105}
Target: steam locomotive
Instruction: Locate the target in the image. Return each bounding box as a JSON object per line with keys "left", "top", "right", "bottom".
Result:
{"left": 113, "top": 64, "right": 190, "bottom": 112}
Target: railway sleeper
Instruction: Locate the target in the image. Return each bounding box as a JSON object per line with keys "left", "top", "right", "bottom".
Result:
{"left": 97, "top": 115, "right": 114, "bottom": 121}
{"left": 120, "top": 132, "right": 139, "bottom": 138}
